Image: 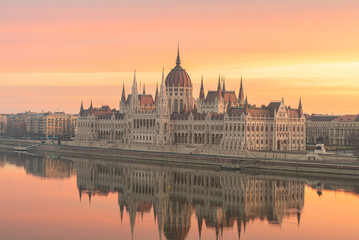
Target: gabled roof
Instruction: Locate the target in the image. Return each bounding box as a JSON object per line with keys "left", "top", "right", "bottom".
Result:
{"left": 229, "top": 107, "right": 245, "bottom": 116}
{"left": 139, "top": 94, "right": 154, "bottom": 106}
{"left": 222, "top": 91, "right": 237, "bottom": 103}
{"left": 267, "top": 102, "right": 281, "bottom": 117}
{"left": 248, "top": 108, "right": 270, "bottom": 117}
{"left": 334, "top": 115, "right": 359, "bottom": 122}
{"left": 205, "top": 91, "right": 221, "bottom": 102}
{"left": 288, "top": 109, "right": 300, "bottom": 118}
{"left": 125, "top": 94, "right": 154, "bottom": 106}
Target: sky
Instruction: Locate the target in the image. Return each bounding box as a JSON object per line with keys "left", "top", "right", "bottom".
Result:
{"left": 0, "top": 0, "right": 359, "bottom": 114}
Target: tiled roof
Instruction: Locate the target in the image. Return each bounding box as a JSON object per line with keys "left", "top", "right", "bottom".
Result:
{"left": 139, "top": 95, "right": 154, "bottom": 106}
{"left": 334, "top": 115, "right": 359, "bottom": 122}
{"left": 165, "top": 65, "right": 191, "bottom": 87}
{"left": 205, "top": 91, "right": 221, "bottom": 102}
{"left": 288, "top": 109, "right": 300, "bottom": 118}
{"left": 307, "top": 115, "right": 339, "bottom": 122}
{"left": 267, "top": 102, "right": 281, "bottom": 117}
{"left": 222, "top": 91, "right": 238, "bottom": 103}
{"left": 248, "top": 108, "right": 270, "bottom": 117}
{"left": 229, "top": 107, "right": 245, "bottom": 116}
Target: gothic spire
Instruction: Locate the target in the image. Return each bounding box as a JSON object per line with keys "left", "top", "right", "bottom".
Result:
{"left": 155, "top": 82, "right": 159, "bottom": 103}
{"left": 176, "top": 42, "right": 181, "bottom": 66}
{"left": 238, "top": 76, "right": 244, "bottom": 103}
{"left": 121, "top": 82, "right": 126, "bottom": 102}
{"left": 244, "top": 95, "right": 248, "bottom": 114}
{"left": 90, "top": 100, "right": 93, "bottom": 109}
{"left": 132, "top": 70, "right": 138, "bottom": 94}
{"left": 158, "top": 67, "right": 168, "bottom": 115}
{"left": 143, "top": 83, "right": 146, "bottom": 94}
{"left": 298, "top": 97, "right": 303, "bottom": 116}
{"left": 199, "top": 75, "right": 205, "bottom": 99}
{"left": 217, "top": 75, "right": 221, "bottom": 91}
{"left": 217, "top": 75, "right": 222, "bottom": 99}
{"left": 226, "top": 102, "right": 232, "bottom": 115}
{"left": 222, "top": 77, "right": 226, "bottom": 91}
{"left": 80, "top": 100, "right": 83, "bottom": 112}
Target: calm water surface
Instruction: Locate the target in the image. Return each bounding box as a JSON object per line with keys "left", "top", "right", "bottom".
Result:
{"left": 1, "top": 151, "right": 359, "bottom": 240}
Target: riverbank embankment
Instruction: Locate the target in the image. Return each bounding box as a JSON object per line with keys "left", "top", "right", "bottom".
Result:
{"left": 1, "top": 138, "right": 359, "bottom": 177}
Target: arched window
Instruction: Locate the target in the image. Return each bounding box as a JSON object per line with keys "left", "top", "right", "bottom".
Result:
{"left": 174, "top": 99, "right": 178, "bottom": 113}
{"left": 180, "top": 99, "right": 184, "bottom": 112}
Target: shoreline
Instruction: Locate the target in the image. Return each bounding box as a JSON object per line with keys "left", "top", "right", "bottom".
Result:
{"left": 1, "top": 138, "right": 359, "bottom": 177}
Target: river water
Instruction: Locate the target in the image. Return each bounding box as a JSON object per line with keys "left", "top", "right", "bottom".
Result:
{"left": 1, "top": 151, "right": 358, "bottom": 240}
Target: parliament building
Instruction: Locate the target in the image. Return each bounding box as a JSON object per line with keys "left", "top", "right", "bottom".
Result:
{"left": 75, "top": 48, "right": 306, "bottom": 152}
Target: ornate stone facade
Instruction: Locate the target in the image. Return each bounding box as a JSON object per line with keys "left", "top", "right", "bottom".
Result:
{"left": 76, "top": 49, "right": 306, "bottom": 152}
{"left": 306, "top": 114, "right": 359, "bottom": 146}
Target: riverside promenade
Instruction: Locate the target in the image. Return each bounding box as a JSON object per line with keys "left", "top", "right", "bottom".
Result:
{"left": 1, "top": 138, "right": 359, "bottom": 178}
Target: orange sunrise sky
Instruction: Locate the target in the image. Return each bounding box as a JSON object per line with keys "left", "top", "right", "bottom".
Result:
{"left": 0, "top": 0, "right": 359, "bottom": 114}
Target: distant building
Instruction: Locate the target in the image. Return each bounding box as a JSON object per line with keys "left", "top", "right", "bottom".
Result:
{"left": 26, "top": 112, "right": 78, "bottom": 139}
{"left": 6, "top": 113, "right": 27, "bottom": 137}
{"left": 0, "top": 114, "right": 7, "bottom": 135}
{"left": 76, "top": 48, "right": 306, "bottom": 152}
{"left": 306, "top": 114, "right": 359, "bottom": 146}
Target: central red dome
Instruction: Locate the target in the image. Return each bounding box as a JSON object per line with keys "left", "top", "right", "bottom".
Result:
{"left": 165, "top": 48, "right": 192, "bottom": 88}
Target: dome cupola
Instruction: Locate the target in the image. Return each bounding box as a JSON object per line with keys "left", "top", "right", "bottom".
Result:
{"left": 165, "top": 46, "right": 192, "bottom": 88}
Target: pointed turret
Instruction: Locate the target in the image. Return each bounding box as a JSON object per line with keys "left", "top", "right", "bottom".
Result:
{"left": 217, "top": 75, "right": 222, "bottom": 99}
{"left": 217, "top": 75, "right": 221, "bottom": 91}
{"left": 157, "top": 68, "right": 168, "bottom": 115}
{"left": 90, "top": 100, "right": 93, "bottom": 110}
{"left": 143, "top": 83, "right": 146, "bottom": 94}
{"left": 298, "top": 97, "right": 303, "bottom": 116}
{"left": 155, "top": 82, "right": 159, "bottom": 103}
{"left": 238, "top": 76, "right": 244, "bottom": 104}
{"left": 131, "top": 70, "right": 139, "bottom": 113}
{"left": 226, "top": 102, "right": 232, "bottom": 115}
{"left": 121, "top": 82, "right": 126, "bottom": 102}
{"left": 199, "top": 76, "right": 205, "bottom": 99}
{"left": 176, "top": 42, "right": 181, "bottom": 66}
{"left": 80, "top": 101, "right": 83, "bottom": 115}
{"left": 244, "top": 95, "right": 248, "bottom": 114}
{"left": 222, "top": 77, "right": 226, "bottom": 91}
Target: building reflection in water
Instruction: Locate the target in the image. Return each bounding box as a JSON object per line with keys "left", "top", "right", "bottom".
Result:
{"left": 74, "top": 158, "right": 305, "bottom": 240}
{"left": 0, "top": 152, "right": 74, "bottom": 178}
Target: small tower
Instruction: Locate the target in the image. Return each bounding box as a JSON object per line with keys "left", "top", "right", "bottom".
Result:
{"left": 120, "top": 82, "right": 127, "bottom": 113}
{"left": 244, "top": 95, "right": 248, "bottom": 114}
{"left": 155, "top": 82, "right": 159, "bottom": 103}
{"left": 222, "top": 77, "right": 226, "bottom": 91}
{"left": 226, "top": 99, "right": 232, "bottom": 115}
{"left": 199, "top": 76, "right": 205, "bottom": 99}
{"left": 80, "top": 100, "right": 83, "bottom": 115}
{"left": 298, "top": 97, "right": 303, "bottom": 116}
{"left": 156, "top": 68, "right": 170, "bottom": 146}
{"left": 238, "top": 76, "right": 244, "bottom": 105}
{"left": 176, "top": 43, "right": 181, "bottom": 66}
{"left": 121, "top": 82, "right": 126, "bottom": 102}
{"left": 131, "top": 70, "right": 139, "bottom": 113}
{"left": 217, "top": 75, "right": 222, "bottom": 99}
{"left": 143, "top": 83, "right": 146, "bottom": 95}
{"left": 90, "top": 100, "right": 93, "bottom": 110}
